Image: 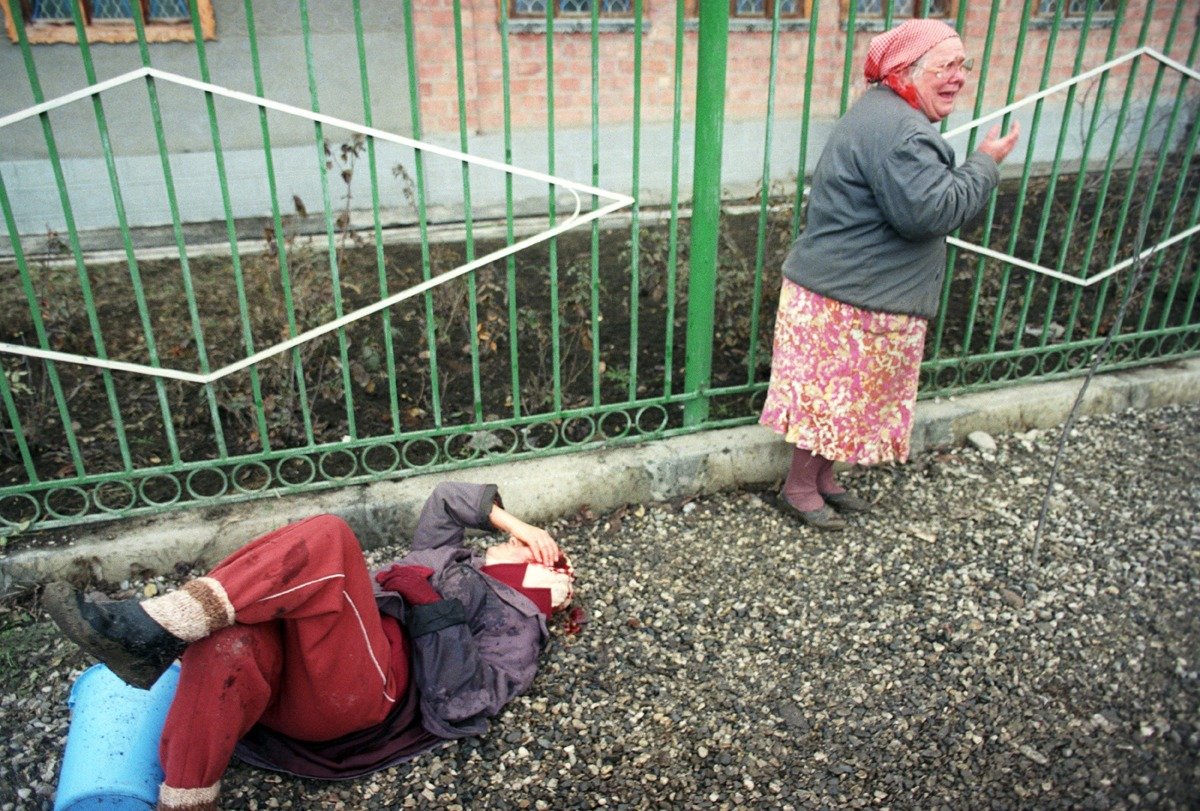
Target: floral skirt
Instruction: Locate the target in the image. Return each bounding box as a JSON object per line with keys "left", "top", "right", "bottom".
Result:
{"left": 759, "top": 280, "right": 928, "bottom": 465}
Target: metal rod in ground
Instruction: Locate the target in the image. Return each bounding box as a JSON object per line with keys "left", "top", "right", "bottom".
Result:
{"left": 1031, "top": 194, "right": 1156, "bottom": 568}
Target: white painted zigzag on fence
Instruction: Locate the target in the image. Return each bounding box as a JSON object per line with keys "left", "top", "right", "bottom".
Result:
{"left": 0, "top": 67, "right": 635, "bottom": 384}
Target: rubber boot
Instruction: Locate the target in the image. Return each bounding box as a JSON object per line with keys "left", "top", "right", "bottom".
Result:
{"left": 44, "top": 582, "right": 187, "bottom": 690}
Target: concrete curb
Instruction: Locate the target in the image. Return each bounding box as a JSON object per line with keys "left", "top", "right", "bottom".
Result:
{"left": 3, "top": 358, "right": 1198, "bottom": 591}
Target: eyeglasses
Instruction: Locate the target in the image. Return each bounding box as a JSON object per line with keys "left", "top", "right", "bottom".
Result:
{"left": 920, "top": 57, "right": 975, "bottom": 79}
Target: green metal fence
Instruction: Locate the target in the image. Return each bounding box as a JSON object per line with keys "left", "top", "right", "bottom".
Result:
{"left": 1, "top": 0, "right": 1198, "bottom": 536}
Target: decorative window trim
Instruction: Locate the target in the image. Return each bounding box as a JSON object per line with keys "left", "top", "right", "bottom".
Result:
{"left": 1031, "top": 1, "right": 1117, "bottom": 30}
{"left": 728, "top": 0, "right": 810, "bottom": 20}
{"left": 0, "top": 0, "right": 215, "bottom": 44}
{"left": 507, "top": 1, "right": 636, "bottom": 22}
{"left": 727, "top": 18, "right": 810, "bottom": 31}
{"left": 1028, "top": 16, "right": 1115, "bottom": 30}
{"left": 505, "top": 17, "right": 646, "bottom": 34}
{"left": 840, "top": 0, "right": 957, "bottom": 29}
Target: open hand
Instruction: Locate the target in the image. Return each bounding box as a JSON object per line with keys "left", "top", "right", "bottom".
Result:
{"left": 978, "top": 120, "right": 1021, "bottom": 164}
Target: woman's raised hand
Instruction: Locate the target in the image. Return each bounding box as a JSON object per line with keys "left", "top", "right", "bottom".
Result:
{"left": 978, "top": 120, "right": 1021, "bottom": 165}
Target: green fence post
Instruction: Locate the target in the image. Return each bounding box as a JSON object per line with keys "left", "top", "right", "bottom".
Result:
{"left": 682, "top": 0, "right": 729, "bottom": 427}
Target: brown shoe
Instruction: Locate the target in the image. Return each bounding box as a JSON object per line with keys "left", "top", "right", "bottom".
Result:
{"left": 776, "top": 493, "right": 847, "bottom": 531}
{"left": 823, "top": 491, "right": 873, "bottom": 514}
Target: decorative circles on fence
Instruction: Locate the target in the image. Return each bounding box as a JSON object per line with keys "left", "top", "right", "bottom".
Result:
{"left": 1159, "top": 333, "right": 1183, "bottom": 356}
{"left": 45, "top": 486, "right": 90, "bottom": 520}
{"left": 599, "top": 410, "right": 632, "bottom": 440}
{"left": 318, "top": 449, "right": 358, "bottom": 481}
{"left": 521, "top": 421, "right": 560, "bottom": 451}
{"left": 932, "top": 365, "right": 960, "bottom": 391}
{"left": 277, "top": 456, "right": 317, "bottom": 488}
{"left": 1135, "top": 335, "right": 1161, "bottom": 360}
{"left": 1013, "top": 355, "right": 1039, "bottom": 380}
{"left": 1064, "top": 346, "right": 1093, "bottom": 372}
{"left": 446, "top": 428, "right": 520, "bottom": 460}
{"left": 961, "top": 361, "right": 990, "bottom": 388}
{"left": 748, "top": 388, "right": 768, "bottom": 414}
{"left": 232, "top": 461, "right": 272, "bottom": 494}
{"left": 635, "top": 405, "right": 668, "bottom": 435}
{"left": 1037, "top": 350, "right": 1066, "bottom": 376}
{"left": 488, "top": 427, "right": 520, "bottom": 457}
{"left": 93, "top": 480, "right": 137, "bottom": 514}
{"left": 401, "top": 437, "right": 439, "bottom": 469}
{"left": 987, "top": 358, "right": 1013, "bottom": 384}
{"left": 1109, "top": 339, "right": 1136, "bottom": 364}
{"left": 362, "top": 443, "right": 401, "bottom": 475}
{"left": 561, "top": 416, "right": 596, "bottom": 446}
{"left": 186, "top": 468, "right": 229, "bottom": 500}
{"left": 139, "top": 474, "right": 183, "bottom": 507}
{"left": 0, "top": 492, "right": 41, "bottom": 530}
{"left": 444, "top": 433, "right": 480, "bottom": 462}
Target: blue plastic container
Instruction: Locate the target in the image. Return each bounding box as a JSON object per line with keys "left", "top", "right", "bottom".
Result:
{"left": 54, "top": 663, "right": 181, "bottom": 811}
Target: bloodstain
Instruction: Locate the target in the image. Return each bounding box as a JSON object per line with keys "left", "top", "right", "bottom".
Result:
{"left": 280, "top": 542, "right": 310, "bottom": 585}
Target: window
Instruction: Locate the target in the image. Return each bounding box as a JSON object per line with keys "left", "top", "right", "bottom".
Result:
{"left": 1, "top": 0, "right": 215, "bottom": 44}
{"left": 852, "top": 0, "right": 953, "bottom": 19}
{"left": 731, "top": 0, "right": 806, "bottom": 19}
{"left": 510, "top": 0, "right": 634, "bottom": 17}
{"left": 1037, "top": 0, "right": 1115, "bottom": 18}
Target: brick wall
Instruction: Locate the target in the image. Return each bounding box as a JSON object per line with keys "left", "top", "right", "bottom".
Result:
{"left": 410, "top": 0, "right": 1191, "bottom": 136}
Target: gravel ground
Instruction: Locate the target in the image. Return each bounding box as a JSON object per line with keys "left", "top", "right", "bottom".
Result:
{"left": 1, "top": 403, "right": 1198, "bottom": 810}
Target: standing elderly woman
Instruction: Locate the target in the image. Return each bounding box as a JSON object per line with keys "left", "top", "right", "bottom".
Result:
{"left": 760, "top": 19, "right": 1020, "bottom": 530}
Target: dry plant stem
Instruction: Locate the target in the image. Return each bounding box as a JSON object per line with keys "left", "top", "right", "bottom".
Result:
{"left": 1031, "top": 194, "right": 1155, "bottom": 569}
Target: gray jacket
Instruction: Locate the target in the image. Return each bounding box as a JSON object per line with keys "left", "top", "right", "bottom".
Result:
{"left": 783, "top": 85, "right": 1000, "bottom": 319}
{"left": 379, "top": 481, "right": 549, "bottom": 740}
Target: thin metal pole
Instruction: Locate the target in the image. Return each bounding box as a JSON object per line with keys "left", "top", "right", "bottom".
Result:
{"left": 299, "top": 0, "right": 358, "bottom": 440}
{"left": 628, "top": 0, "right": 644, "bottom": 403}
{"left": 353, "top": 0, "right": 401, "bottom": 436}
{"left": 662, "top": 0, "right": 687, "bottom": 400}
{"left": 498, "top": 0, "right": 522, "bottom": 418}
{"left": 243, "top": 0, "right": 315, "bottom": 446}
{"left": 747, "top": 0, "right": 784, "bottom": 385}
{"left": 546, "top": 0, "right": 563, "bottom": 414}
{"left": 452, "top": 0, "right": 484, "bottom": 424}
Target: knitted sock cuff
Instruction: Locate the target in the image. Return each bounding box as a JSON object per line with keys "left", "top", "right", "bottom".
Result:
{"left": 157, "top": 781, "right": 220, "bottom": 810}
{"left": 142, "top": 577, "right": 234, "bottom": 643}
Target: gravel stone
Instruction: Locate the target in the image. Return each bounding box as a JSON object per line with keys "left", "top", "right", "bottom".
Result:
{"left": 966, "top": 431, "right": 998, "bottom": 452}
{"left": 1, "top": 403, "right": 1198, "bottom": 809}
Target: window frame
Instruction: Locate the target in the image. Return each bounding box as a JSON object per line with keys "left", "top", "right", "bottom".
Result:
{"left": 843, "top": 0, "right": 958, "bottom": 22}
{"left": 1, "top": 0, "right": 215, "bottom": 44}
{"left": 728, "top": 0, "right": 810, "bottom": 20}
{"left": 508, "top": 0, "right": 637, "bottom": 20}
{"left": 1035, "top": 0, "right": 1117, "bottom": 20}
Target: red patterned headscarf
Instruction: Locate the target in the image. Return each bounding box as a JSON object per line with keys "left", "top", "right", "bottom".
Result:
{"left": 863, "top": 19, "right": 961, "bottom": 82}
